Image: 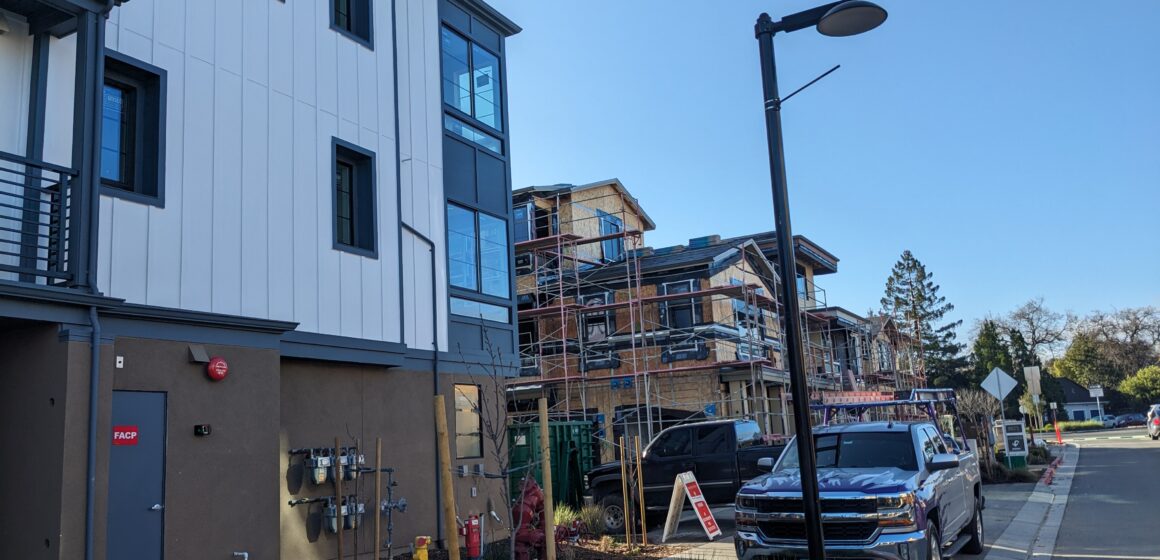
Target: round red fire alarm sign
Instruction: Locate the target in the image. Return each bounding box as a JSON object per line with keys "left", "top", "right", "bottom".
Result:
{"left": 206, "top": 357, "right": 229, "bottom": 381}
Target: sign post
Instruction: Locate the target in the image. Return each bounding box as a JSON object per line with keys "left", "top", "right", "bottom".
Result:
{"left": 1050, "top": 402, "right": 1062, "bottom": 444}
{"left": 1089, "top": 385, "right": 1105, "bottom": 421}
{"left": 661, "top": 472, "right": 722, "bottom": 542}
{"left": 981, "top": 367, "right": 1017, "bottom": 468}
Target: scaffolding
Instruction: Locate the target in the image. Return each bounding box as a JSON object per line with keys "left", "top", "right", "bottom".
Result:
{"left": 508, "top": 188, "right": 850, "bottom": 458}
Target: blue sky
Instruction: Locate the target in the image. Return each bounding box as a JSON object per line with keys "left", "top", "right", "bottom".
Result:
{"left": 490, "top": 1, "right": 1160, "bottom": 338}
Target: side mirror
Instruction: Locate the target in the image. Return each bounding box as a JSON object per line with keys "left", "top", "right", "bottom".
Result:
{"left": 757, "top": 457, "right": 774, "bottom": 469}
{"left": 928, "top": 453, "right": 960, "bottom": 472}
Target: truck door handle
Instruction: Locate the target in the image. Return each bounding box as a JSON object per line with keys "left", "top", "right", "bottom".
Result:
{"left": 150, "top": 504, "right": 164, "bottom": 511}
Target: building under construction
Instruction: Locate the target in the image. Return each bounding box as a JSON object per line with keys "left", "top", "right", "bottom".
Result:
{"left": 509, "top": 179, "right": 923, "bottom": 461}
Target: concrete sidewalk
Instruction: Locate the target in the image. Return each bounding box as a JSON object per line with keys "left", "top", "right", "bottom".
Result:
{"left": 660, "top": 447, "right": 1076, "bottom": 560}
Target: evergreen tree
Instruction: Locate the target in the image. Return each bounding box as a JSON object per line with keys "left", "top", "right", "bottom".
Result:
{"left": 970, "top": 320, "right": 1012, "bottom": 389}
{"left": 880, "top": 250, "right": 966, "bottom": 387}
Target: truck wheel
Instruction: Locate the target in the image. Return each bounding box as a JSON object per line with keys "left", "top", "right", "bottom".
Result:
{"left": 962, "top": 498, "right": 985, "bottom": 554}
{"left": 926, "top": 522, "right": 942, "bottom": 560}
{"left": 599, "top": 494, "right": 626, "bottom": 534}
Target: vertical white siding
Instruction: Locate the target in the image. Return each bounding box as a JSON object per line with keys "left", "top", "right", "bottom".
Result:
{"left": 4, "top": 0, "right": 455, "bottom": 348}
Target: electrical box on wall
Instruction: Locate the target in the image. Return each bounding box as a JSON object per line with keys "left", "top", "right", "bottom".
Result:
{"left": 194, "top": 424, "right": 211, "bottom": 437}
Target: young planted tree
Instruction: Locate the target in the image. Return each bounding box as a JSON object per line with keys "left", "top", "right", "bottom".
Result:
{"left": 880, "top": 250, "right": 967, "bottom": 387}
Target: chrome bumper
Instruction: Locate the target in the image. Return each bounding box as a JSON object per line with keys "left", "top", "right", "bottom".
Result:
{"left": 734, "top": 529, "right": 927, "bottom": 560}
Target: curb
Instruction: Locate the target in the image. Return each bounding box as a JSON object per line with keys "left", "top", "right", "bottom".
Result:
{"left": 983, "top": 444, "right": 1078, "bottom": 560}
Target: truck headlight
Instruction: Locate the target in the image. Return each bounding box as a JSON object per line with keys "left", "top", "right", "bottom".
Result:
{"left": 735, "top": 510, "right": 758, "bottom": 531}
{"left": 877, "top": 492, "right": 917, "bottom": 533}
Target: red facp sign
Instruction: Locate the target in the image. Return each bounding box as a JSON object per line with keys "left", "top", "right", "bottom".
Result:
{"left": 112, "top": 425, "right": 139, "bottom": 446}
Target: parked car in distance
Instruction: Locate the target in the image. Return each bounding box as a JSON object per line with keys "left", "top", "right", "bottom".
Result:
{"left": 1101, "top": 414, "right": 1118, "bottom": 428}
{"left": 586, "top": 419, "right": 785, "bottom": 533}
{"left": 735, "top": 421, "right": 983, "bottom": 560}
{"left": 1115, "top": 413, "right": 1147, "bottom": 428}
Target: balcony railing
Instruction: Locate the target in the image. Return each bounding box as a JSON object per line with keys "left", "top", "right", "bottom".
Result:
{"left": 0, "top": 151, "right": 76, "bottom": 285}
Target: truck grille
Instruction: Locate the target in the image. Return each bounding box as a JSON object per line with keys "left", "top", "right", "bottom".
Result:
{"left": 752, "top": 497, "right": 876, "bottom": 515}
{"left": 757, "top": 520, "right": 878, "bottom": 542}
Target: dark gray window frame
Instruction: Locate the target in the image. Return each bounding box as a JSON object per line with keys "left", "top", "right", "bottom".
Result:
{"left": 330, "top": 0, "right": 374, "bottom": 49}
{"left": 446, "top": 201, "right": 511, "bottom": 320}
{"left": 101, "top": 49, "right": 166, "bottom": 207}
{"left": 332, "top": 137, "right": 378, "bottom": 258}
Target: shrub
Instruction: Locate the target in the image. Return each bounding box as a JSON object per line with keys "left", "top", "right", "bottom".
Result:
{"left": 1008, "top": 468, "right": 1040, "bottom": 483}
{"left": 1042, "top": 420, "right": 1103, "bottom": 432}
{"left": 578, "top": 504, "right": 604, "bottom": 536}
{"left": 554, "top": 503, "right": 578, "bottom": 527}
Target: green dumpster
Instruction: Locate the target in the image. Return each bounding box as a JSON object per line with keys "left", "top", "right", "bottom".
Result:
{"left": 508, "top": 421, "right": 596, "bottom": 507}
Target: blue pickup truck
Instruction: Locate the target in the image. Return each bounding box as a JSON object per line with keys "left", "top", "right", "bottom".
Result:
{"left": 734, "top": 416, "right": 983, "bottom": 559}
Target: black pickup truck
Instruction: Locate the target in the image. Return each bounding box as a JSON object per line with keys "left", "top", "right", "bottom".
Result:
{"left": 586, "top": 419, "right": 785, "bottom": 533}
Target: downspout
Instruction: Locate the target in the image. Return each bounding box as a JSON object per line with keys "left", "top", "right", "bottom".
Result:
{"left": 387, "top": 0, "right": 443, "bottom": 543}
{"left": 84, "top": 4, "right": 115, "bottom": 560}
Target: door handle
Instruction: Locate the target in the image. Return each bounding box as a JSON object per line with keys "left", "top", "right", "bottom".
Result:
{"left": 150, "top": 504, "right": 164, "bottom": 511}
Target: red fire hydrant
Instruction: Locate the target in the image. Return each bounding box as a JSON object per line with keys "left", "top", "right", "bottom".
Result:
{"left": 459, "top": 514, "right": 482, "bottom": 559}
{"left": 513, "top": 477, "right": 547, "bottom": 560}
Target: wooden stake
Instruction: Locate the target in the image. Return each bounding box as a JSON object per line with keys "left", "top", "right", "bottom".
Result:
{"left": 635, "top": 436, "right": 647, "bottom": 546}
{"left": 539, "top": 398, "right": 556, "bottom": 560}
{"left": 434, "top": 395, "right": 462, "bottom": 560}
{"left": 619, "top": 436, "right": 631, "bottom": 546}
{"left": 335, "top": 436, "right": 344, "bottom": 560}
{"left": 375, "top": 437, "right": 382, "bottom": 560}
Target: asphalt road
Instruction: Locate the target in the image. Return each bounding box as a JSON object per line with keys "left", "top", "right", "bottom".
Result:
{"left": 1053, "top": 427, "right": 1160, "bottom": 560}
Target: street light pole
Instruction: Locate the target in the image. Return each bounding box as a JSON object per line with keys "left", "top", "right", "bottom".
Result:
{"left": 753, "top": 3, "right": 887, "bottom": 557}
{"left": 754, "top": 14, "right": 826, "bottom": 558}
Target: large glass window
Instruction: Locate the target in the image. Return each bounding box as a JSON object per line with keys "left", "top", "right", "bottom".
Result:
{"left": 454, "top": 384, "right": 482, "bottom": 459}
{"left": 598, "top": 210, "right": 624, "bottom": 261}
{"left": 450, "top": 297, "right": 509, "bottom": 323}
{"left": 440, "top": 27, "right": 502, "bottom": 131}
{"left": 479, "top": 213, "right": 509, "bottom": 297}
{"left": 448, "top": 204, "right": 478, "bottom": 291}
{"left": 448, "top": 204, "right": 509, "bottom": 298}
{"left": 663, "top": 281, "right": 697, "bottom": 329}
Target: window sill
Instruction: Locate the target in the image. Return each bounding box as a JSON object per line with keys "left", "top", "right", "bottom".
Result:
{"left": 334, "top": 241, "right": 378, "bottom": 259}
{"left": 100, "top": 184, "right": 164, "bottom": 208}
{"left": 330, "top": 23, "right": 374, "bottom": 50}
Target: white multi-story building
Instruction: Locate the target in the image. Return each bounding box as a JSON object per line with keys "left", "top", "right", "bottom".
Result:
{"left": 0, "top": 0, "right": 519, "bottom": 557}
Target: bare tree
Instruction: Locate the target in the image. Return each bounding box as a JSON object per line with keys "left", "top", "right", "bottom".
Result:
{"left": 956, "top": 389, "right": 1001, "bottom": 471}
{"left": 998, "top": 298, "right": 1069, "bottom": 360}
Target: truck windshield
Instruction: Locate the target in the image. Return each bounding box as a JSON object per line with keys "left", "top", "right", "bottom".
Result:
{"left": 778, "top": 432, "right": 918, "bottom": 471}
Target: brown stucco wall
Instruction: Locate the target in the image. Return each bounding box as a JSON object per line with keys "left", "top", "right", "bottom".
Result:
{"left": 0, "top": 323, "right": 69, "bottom": 559}
{"left": 109, "top": 336, "right": 282, "bottom": 560}
{"left": 279, "top": 360, "right": 508, "bottom": 559}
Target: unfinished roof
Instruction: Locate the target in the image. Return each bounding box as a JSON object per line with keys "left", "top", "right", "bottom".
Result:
{"left": 581, "top": 239, "right": 776, "bottom": 284}
{"left": 714, "top": 231, "right": 839, "bottom": 275}
{"left": 512, "top": 178, "right": 657, "bottom": 231}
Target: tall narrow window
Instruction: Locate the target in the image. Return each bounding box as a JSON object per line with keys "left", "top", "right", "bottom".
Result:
{"left": 100, "top": 83, "right": 135, "bottom": 188}
{"left": 101, "top": 52, "right": 165, "bottom": 204}
{"left": 332, "top": 139, "right": 376, "bottom": 256}
{"left": 598, "top": 210, "right": 624, "bottom": 261}
{"left": 331, "top": 0, "right": 372, "bottom": 47}
{"left": 454, "top": 385, "right": 482, "bottom": 459}
{"left": 448, "top": 205, "right": 479, "bottom": 291}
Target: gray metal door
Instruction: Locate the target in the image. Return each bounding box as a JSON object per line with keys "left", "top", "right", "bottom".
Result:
{"left": 107, "top": 391, "right": 166, "bottom": 560}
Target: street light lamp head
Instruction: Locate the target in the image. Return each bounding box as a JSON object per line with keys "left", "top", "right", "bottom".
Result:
{"left": 816, "top": 0, "right": 888, "bottom": 37}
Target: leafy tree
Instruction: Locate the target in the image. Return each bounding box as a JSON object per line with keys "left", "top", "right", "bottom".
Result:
{"left": 1053, "top": 333, "right": 1121, "bottom": 389}
{"left": 1119, "top": 365, "right": 1160, "bottom": 407}
{"left": 880, "top": 250, "right": 966, "bottom": 387}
